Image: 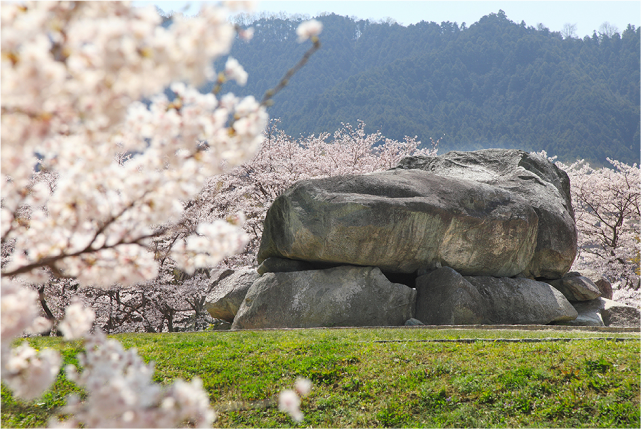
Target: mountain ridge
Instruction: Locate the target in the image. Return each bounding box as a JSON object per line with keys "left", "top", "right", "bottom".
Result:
{"left": 195, "top": 10, "right": 640, "bottom": 165}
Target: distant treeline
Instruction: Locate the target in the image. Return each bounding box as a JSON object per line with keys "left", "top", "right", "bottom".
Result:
{"left": 164, "top": 9, "right": 640, "bottom": 165}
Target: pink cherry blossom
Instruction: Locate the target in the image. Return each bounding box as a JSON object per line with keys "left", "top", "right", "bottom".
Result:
{"left": 0, "top": 0, "right": 273, "bottom": 423}
{"left": 278, "top": 389, "right": 304, "bottom": 422}
{"left": 2, "top": 342, "right": 61, "bottom": 401}
{"left": 225, "top": 57, "right": 248, "bottom": 86}
{"left": 296, "top": 19, "right": 323, "bottom": 42}
{"left": 58, "top": 300, "right": 96, "bottom": 340}
{"left": 295, "top": 377, "right": 313, "bottom": 396}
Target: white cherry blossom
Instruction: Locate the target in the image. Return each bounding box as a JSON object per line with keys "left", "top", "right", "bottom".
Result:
{"left": 295, "top": 377, "right": 313, "bottom": 396}
{"left": 1, "top": 1, "right": 323, "bottom": 425}
{"left": 278, "top": 389, "right": 303, "bottom": 422}
{"left": 0, "top": 0, "right": 264, "bottom": 422}
{"left": 225, "top": 1, "right": 257, "bottom": 12}
{"left": 2, "top": 342, "right": 61, "bottom": 401}
{"left": 58, "top": 300, "right": 96, "bottom": 340}
{"left": 225, "top": 57, "right": 248, "bottom": 86}
{"left": 54, "top": 331, "right": 215, "bottom": 428}
{"left": 296, "top": 19, "right": 323, "bottom": 42}
{"left": 1, "top": 281, "right": 42, "bottom": 342}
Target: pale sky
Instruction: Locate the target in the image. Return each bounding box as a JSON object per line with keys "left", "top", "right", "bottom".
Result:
{"left": 140, "top": 1, "right": 641, "bottom": 38}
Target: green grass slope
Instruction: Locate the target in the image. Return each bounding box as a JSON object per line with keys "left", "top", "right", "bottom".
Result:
{"left": 2, "top": 327, "right": 639, "bottom": 428}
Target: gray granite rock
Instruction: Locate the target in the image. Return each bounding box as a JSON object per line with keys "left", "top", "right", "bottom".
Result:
{"left": 258, "top": 149, "right": 576, "bottom": 279}
{"left": 405, "top": 318, "right": 425, "bottom": 326}
{"left": 593, "top": 278, "right": 614, "bottom": 301}
{"left": 258, "top": 168, "right": 539, "bottom": 277}
{"left": 415, "top": 267, "right": 488, "bottom": 325}
{"left": 555, "top": 298, "right": 640, "bottom": 327}
{"left": 204, "top": 269, "right": 260, "bottom": 323}
{"left": 546, "top": 272, "right": 602, "bottom": 302}
{"left": 578, "top": 270, "right": 613, "bottom": 300}
{"left": 396, "top": 149, "right": 577, "bottom": 279}
{"left": 232, "top": 266, "right": 416, "bottom": 329}
{"left": 415, "top": 267, "right": 578, "bottom": 325}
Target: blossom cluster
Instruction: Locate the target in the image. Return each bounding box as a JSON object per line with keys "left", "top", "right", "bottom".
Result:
{"left": 1, "top": 280, "right": 59, "bottom": 400}
{"left": 2, "top": 276, "right": 215, "bottom": 427}
{"left": 296, "top": 19, "right": 323, "bottom": 42}
{"left": 278, "top": 377, "right": 313, "bottom": 422}
{"left": 52, "top": 331, "right": 215, "bottom": 428}
{"left": 1, "top": 0, "right": 323, "bottom": 425}
{"left": 557, "top": 158, "right": 640, "bottom": 289}
{"left": 2, "top": 1, "right": 265, "bottom": 287}
{"left": 3, "top": 342, "right": 61, "bottom": 401}
{"left": 57, "top": 299, "right": 96, "bottom": 340}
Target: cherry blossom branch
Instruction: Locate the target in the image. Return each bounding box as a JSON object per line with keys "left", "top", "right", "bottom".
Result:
{"left": 1, "top": 232, "right": 162, "bottom": 278}
{"left": 0, "top": 4, "right": 327, "bottom": 422}
{"left": 260, "top": 22, "right": 322, "bottom": 107}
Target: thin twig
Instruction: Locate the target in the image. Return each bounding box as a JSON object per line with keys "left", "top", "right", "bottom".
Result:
{"left": 260, "top": 37, "right": 321, "bottom": 107}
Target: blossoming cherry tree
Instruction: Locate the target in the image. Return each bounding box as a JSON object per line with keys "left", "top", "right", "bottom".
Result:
{"left": 1, "top": 2, "right": 320, "bottom": 426}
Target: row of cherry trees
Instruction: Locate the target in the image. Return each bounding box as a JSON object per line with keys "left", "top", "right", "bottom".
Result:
{"left": 11, "top": 120, "right": 440, "bottom": 335}
{"left": 24, "top": 130, "right": 639, "bottom": 340}
{"left": 7, "top": 130, "right": 638, "bottom": 339}
{"left": 559, "top": 158, "right": 640, "bottom": 298}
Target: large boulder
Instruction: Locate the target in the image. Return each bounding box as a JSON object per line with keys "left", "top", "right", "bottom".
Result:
{"left": 414, "top": 267, "right": 488, "bottom": 325}
{"left": 258, "top": 149, "right": 575, "bottom": 279}
{"left": 415, "top": 267, "right": 578, "bottom": 325}
{"left": 593, "top": 278, "right": 614, "bottom": 301}
{"left": 555, "top": 298, "right": 641, "bottom": 328}
{"left": 204, "top": 269, "right": 260, "bottom": 323}
{"left": 395, "top": 150, "right": 576, "bottom": 278}
{"left": 546, "top": 272, "right": 602, "bottom": 302}
{"left": 231, "top": 266, "right": 416, "bottom": 330}
{"left": 578, "top": 270, "right": 614, "bottom": 300}
{"left": 258, "top": 168, "right": 539, "bottom": 278}
{"left": 602, "top": 299, "right": 641, "bottom": 327}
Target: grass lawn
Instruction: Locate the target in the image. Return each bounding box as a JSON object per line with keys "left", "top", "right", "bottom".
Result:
{"left": 2, "top": 326, "right": 639, "bottom": 428}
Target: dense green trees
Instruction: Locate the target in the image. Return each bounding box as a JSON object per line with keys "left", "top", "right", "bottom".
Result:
{"left": 207, "top": 11, "right": 639, "bottom": 164}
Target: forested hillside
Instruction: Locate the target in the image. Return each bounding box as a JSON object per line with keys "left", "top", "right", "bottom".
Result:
{"left": 200, "top": 10, "right": 639, "bottom": 165}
